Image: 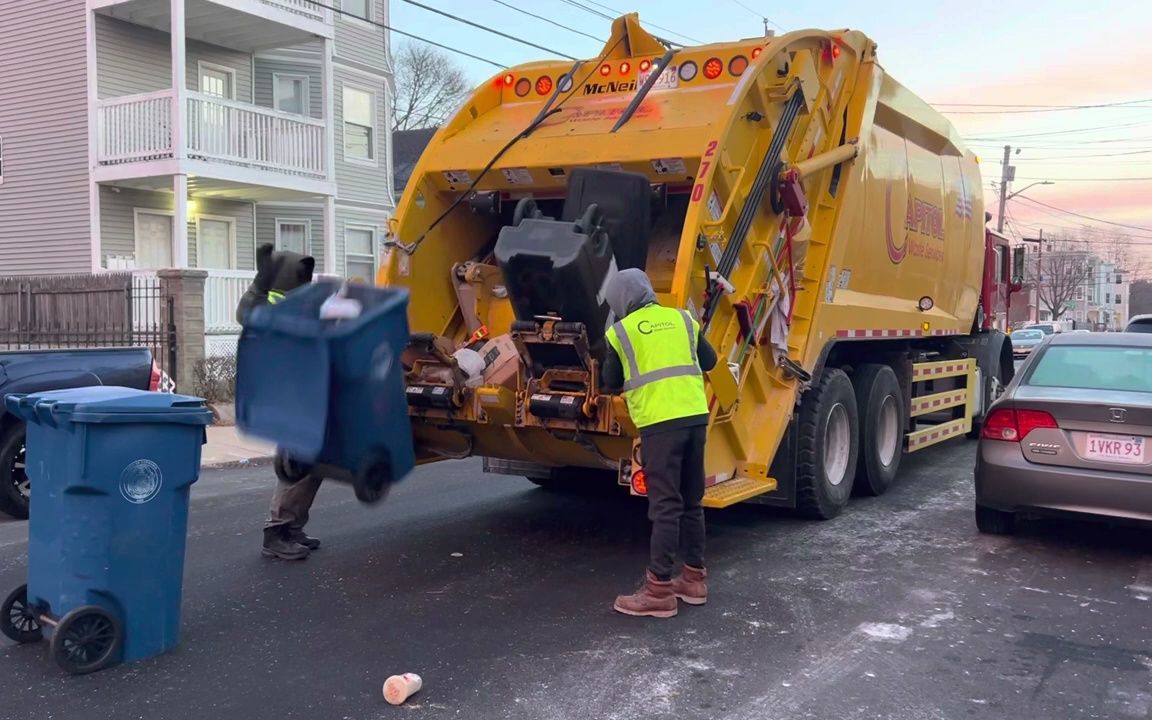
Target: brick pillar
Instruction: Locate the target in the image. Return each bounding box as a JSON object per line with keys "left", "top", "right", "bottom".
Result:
{"left": 158, "top": 269, "right": 207, "bottom": 395}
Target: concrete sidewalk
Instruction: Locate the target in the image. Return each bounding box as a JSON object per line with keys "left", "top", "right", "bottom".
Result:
{"left": 202, "top": 426, "right": 275, "bottom": 468}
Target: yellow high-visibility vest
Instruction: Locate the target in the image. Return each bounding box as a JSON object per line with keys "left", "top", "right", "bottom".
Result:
{"left": 606, "top": 304, "right": 708, "bottom": 429}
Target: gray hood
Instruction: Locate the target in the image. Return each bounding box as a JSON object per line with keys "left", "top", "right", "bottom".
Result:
{"left": 605, "top": 268, "right": 657, "bottom": 319}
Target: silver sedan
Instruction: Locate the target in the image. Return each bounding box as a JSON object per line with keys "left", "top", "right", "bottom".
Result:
{"left": 974, "top": 332, "right": 1152, "bottom": 533}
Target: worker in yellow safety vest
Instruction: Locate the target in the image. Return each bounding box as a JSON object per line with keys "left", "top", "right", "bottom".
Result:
{"left": 602, "top": 268, "right": 718, "bottom": 618}
{"left": 236, "top": 243, "right": 323, "bottom": 561}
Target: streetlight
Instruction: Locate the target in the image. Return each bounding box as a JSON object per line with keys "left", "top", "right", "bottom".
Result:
{"left": 1007, "top": 180, "right": 1055, "bottom": 201}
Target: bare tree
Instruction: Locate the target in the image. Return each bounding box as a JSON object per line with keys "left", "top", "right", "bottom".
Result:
{"left": 391, "top": 43, "right": 470, "bottom": 132}
{"left": 1032, "top": 237, "right": 1095, "bottom": 321}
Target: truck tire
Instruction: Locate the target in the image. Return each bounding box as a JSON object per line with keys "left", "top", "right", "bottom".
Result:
{"left": 852, "top": 364, "right": 904, "bottom": 496}
{"left": 0, "top": 424, "right": 30, "bottom": 520}
{"left": 796, "top": 368, "right": 859, "bottom": 520}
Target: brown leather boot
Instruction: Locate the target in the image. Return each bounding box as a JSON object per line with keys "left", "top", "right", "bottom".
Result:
{"left": 670, "top": 565, "right": 708, "bottom": 605}
{"left": 613, "top": 571, "right": 678, "bottom": 618}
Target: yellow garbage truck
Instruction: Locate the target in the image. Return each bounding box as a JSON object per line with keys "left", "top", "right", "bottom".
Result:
{"left": 379, "top": 14, "right": 1017, "bottom": 519}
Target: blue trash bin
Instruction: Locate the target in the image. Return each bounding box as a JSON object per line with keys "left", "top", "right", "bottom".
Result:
{"left": 235, "top": 282, "right": 415, "bottom": 504}
{"left": 0, "top": 386, "right": 212, "bottom": 674}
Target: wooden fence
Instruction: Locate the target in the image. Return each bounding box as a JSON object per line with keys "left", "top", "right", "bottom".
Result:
{"left": 0, "top": 273, "right": 177, "bottom": 376}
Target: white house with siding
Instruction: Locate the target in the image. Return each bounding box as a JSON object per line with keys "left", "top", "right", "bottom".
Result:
{"left": 0, "top": 0, "right": 394, "bottom": 343}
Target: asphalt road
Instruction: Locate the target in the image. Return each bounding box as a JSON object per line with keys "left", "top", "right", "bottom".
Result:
{"left": 1, "top": 439, "right": 1150, "bottom": 720}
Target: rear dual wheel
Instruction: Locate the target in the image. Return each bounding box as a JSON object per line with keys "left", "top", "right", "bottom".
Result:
{"left": 852, "top": 365, "right": 905, "bottom": 497}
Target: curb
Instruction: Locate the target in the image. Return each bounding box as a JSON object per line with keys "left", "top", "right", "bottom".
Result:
{"left": 201, "top": 455, "right": 276, "bottom": 471}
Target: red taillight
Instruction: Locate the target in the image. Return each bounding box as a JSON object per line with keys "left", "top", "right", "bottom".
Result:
{"left": 502, "top": 73, "right": 515, "bottom": 87}
{"left": 703, "top": 57, "right": 724, "bottom": 80}
{"left": 619, "top": 61, "right": 631, "bottom": 75}
{"left": 639, "top": 59, "right": 652, "bottom": 73}
{"left": 599, "top": 63, "right": 611, "bottom": 76}
{"left": 148, "top": 361, "right": 162, "bottom": 392}
{"left": 631, "top": 469, "right": 648, "bottom": 495}
{"left": 535, "top": 75, "right": 553, "bottom": 95}
{"left": 514, "top": 77, "right": 531, "bottom": 97}
{"left": 751, "top": 47, "right": 763, "bottom": 59}
{"left": 981, "top": 408, "right": 1058, "bottom": 442}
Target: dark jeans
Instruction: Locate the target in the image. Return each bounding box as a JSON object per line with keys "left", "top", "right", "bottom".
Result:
{"left": 642, "top": 425, "right": 707, "bottom": 580}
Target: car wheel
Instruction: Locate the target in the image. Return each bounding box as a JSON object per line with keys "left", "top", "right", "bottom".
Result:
{"left": 975, "top": 504, "right": 1015, "bottom": 535}
{"left": 0, "top": 424, "right": 29, "bottom": 520}
{"left": 852, "top": 364, "right": 904, "bottom": 496}
{"left": 796, "top": 368, "right": 859, "bottom": 520}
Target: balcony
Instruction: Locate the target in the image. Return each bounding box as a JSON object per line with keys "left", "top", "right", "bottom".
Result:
{"left": 96, "top": 90, "right": 331, "bottom": 195}
{"left": 91, "top": 0, "right": 332, "bottom": 53}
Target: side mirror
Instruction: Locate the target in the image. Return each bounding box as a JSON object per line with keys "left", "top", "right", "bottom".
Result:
{"left": 1012, "top": 246, "right": 1026, "bottom": 284}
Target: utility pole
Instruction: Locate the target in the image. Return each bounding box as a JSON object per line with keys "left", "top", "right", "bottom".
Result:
{"left": 996, "top": 144, "right": 1014, "bottom": 233}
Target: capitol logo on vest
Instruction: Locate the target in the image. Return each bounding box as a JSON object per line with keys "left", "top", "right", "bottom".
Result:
{"left": 637, "top": 319, "right": 678, "bottom": 335}
{"left": 119, "top": 459, "right": 164, "bottom": 504}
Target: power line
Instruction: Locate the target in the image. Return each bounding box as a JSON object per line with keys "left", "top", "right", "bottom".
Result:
{"left": 488, "top": 0, "right": 606, "bottom": 43}
{"left": 725, "top": 0, "right": 784, "bottom": 30}
{"left": 964, "top": 120, "right": 1152, "bottom": 141}
{"left": 560, "top": 0, "right": 704, "bottom": 44}
{"left": 299, "top": 0, "right": 508, "bottom": 68}
{"left": 1013, "top": 196, "right": 1152, "bottom": 234}
{"left": 1012, "top": 176, "right": 1152, "bottom": 182}
{"left": 402, "top": 0, "right": 578, "bottom": 59}
{"left": 934, "top": 98, "right": 1152, "bottom": 114}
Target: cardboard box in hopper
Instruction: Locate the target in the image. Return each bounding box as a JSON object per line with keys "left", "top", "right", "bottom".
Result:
{"left": 477, "top": 334, "right": 519, "bottom": 387}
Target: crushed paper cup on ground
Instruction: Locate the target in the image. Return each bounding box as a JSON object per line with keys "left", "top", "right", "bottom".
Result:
{"left": 383, "top": 673, "right": 423, "bottom": 705}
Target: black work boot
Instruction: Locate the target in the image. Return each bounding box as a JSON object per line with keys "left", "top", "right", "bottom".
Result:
{"left": 286, "top": 527, "right": 321, "bottom": 550}
{"left": 262, "top": 527, "right": 310, "bottom": 560}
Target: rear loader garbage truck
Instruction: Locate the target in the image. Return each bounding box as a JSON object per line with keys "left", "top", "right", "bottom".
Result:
{"left": 249, "top": 14, "right": 1020, "bottom": 519}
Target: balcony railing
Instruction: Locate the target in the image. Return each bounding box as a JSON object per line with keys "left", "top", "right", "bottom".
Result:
{"left": 97, "top": 90, "right": 327, "bottom": 179}
{"left": 261, "top": 0, "right": 330, "bottom": 23}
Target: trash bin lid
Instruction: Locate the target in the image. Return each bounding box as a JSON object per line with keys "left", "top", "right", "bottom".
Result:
{"left": 10, "top": 386, "right": 213, "bottom": 426}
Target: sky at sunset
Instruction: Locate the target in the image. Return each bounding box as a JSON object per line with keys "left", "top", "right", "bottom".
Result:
{"left": 389, "top": 0, "right": 1152, "bottom": 272}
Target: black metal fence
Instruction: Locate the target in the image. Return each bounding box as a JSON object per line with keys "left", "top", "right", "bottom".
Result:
{"left": 0, "top": 273, "right": 178, "bottom": 378}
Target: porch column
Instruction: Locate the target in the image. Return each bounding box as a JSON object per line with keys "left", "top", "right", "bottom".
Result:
{"left": 324, "top": 196, "right": 337, "bottom": 275}
{"left": 171, "top": 0, "right": 186, "bottom": 160}
{"left": 174, "top": 174, "right": 189, "bottom": 268}
{"left": 322, "top": 36, "right": 335, "bottom": 183}
{"left": 321, "top": 36, "right": 337, "bottom": 275}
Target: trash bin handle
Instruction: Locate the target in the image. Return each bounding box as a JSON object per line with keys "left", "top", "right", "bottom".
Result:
{"left": 35, "top": 400, "right": 59, "bottom": 429}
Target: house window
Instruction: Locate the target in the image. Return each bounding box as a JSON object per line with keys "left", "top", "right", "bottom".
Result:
{"left": 343, "top": 86, "right": 375, "bottom": 162}
{"left": 1117, "top": 294, "right": 1124, "bottom": 305}
{"left": 276, "top": 219, "right": 310, "bottom": 255}
{"left": 197, "top": 215, "right": 236, "bottom": 269}
{"left": 274, "top": 74, "right": 309, "bottom": 116}
{"left": 1116, "top": 273, "right": 1123, "bottom": 284}
{"left": 1106, "top": 293, "right": 1111, "bottom": 304}
{"left": 345, "top": 226, "right": 376, "bottom": 283}
{"left": 342, "top": 0, "right": 370, "bottom": 20}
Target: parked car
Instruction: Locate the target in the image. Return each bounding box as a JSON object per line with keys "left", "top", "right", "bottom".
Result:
{"left": 974, "top": 332, "right": 1152, "bottom": 534}
{"left": 0, "top": 348, "right": 161, "bottom": 519}
{"left": 1023, "top": 322, "right": 1059, "bottom": 336}
{"left": 1125, "top": 314, "right": 1152, "bottom": 333}
{"left": 1010, "top": 328, "right": 1046, "bottom": 358}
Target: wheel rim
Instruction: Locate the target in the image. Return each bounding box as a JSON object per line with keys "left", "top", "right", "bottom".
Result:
{"left": 60, "top": 614, "right": 117, "bottom": 668}
{"left": 6, "top": 595, "right": 38, "bottom": 634}
{"left": 12, "top": 443, "right": 28, "bottom": 499}
{"left": 877, "top": 394, "right": 900, "bottom": 467}
{"left": 824, "top": 403, "right": 851, "bottom": 486}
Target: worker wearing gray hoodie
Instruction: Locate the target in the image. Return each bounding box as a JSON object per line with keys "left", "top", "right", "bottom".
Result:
{"left": 603, "top": 269, "right": 717, "bottom": 618}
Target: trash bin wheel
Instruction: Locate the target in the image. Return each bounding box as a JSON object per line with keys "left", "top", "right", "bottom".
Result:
{"left": 274, "top": 449, "right": 313, "bottom": 485}
{"left": 49, "top": 605, "right": 123, "bottom": 675}
{"left": 1, "top": 584, "right": 43, "bottom": 644}
{"left": 353, "top": 456, "right": 393, "bottom": 505}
